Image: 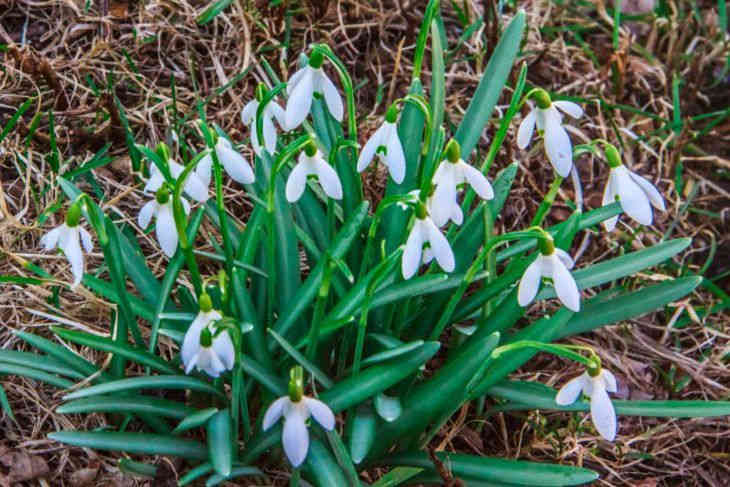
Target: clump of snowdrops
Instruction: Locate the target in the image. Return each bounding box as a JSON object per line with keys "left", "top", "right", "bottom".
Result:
{"left": 8, "top": 3, "right": 730, "bottom": 486}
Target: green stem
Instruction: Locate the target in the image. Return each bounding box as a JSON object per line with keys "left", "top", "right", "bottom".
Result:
{"left": 530, "top": 174, "right": 564, "bottom": 227}
{"left": 482, "top": 205, "right": 496, "bottom": 320}
{"left": 306, "top": 258, "right": 334, "bottom": 361}
{"left": 209, "top": 146, "right": 235, "bottom": 310}
{"left": 352, "top": 293, "right": 373, "bottom": 375}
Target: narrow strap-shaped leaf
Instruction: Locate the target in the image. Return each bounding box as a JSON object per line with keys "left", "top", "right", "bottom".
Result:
{"left": 63, "top": 375, "right": 224, "bottom": 400}
{"left": 203, "top": 464, "right": 264, "bottom": 487}
{"left": 173, "top": 408, "right": 219, "bottom": 434}
{"left": 0, "top": 350, "right": 84, "bottom": 379}
{"left": 57, "top": 396, "right": 193, "bottom": 419}
{"left": 14, "top": 331, "right": 105, "bottom": 380}
{"left": 0, "top": 362, "right": 74, "bottom": 389}
{"left": 48, "top": 431, "right": 207, "bottom": 460}
{"left": 207, "top": 409, "right": 233, "bottom": 477}
{"left": 267, "top": 329, "right": 333, "bottom": 388}
{"left": 302, "top": 438, "right": 349, "bottom": 487}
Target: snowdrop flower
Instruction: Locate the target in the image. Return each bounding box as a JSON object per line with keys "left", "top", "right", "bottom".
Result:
{"left": 40, "top": 203, "right": 92, "bottom": 289}
{"left": 402, "top": 202, "right": 455, "bottom": 279}
{"left": 138, "top": 187, "right": 189, "bottom": 258}
{"left": 242, "top": 83, "right": 286, "bottom": 155}
{"left": 601, "top": 144, "right": 666, "bottom": 232}
{"left": 285, "top": 50, "right": 343, "bottom": 130}
{"left": 556, "top": 363, "right": 618, "bottom": 441}
{"left": 430, "top": 139, "right": 494, "bottom": 227}
{"left": 517, "top": 89, "right": 583, "bottom": 177}
{"left": 181, "top": 294, "right": 235, "bottom": 378}
{"left": 518, "top": 232, "right": 580, "bottom": 311}
{"left": 197, "top": 137, "right": 255, "bottom": 185}
{"left": 356, "top": 105, "right": 406, "bottom": 184}
{"left": 285, "top": 142, "right": 343, "bottom": 202}
{"left": 262, "top": 366, "right": 335, "bottom": 467}
{"left": 143, "top": 143, "right": 209, "bottom": 203}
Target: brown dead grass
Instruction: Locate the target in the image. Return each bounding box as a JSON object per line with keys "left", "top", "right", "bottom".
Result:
{"left": 1, "top": 0, "right": 729, "bottom": 485}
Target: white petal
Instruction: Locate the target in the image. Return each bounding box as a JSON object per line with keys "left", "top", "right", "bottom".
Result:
{"left": 138, "top": 200, "right": 157, "bottom": 229}
{"left": 357, "top": 124, "right": 386, "bottom": 173}
{"left": 590, "top": 383, "right": 617, "bottom": 441}
{"left": 615, "top": 167, "right": 652, "bottom": 225}
{"left": 263, "top": 397, "right": 289, "bottom": 431}
{"left": 183, "top": 173, "right": 209, "bottom": 203}
{"left": 430, "top": 168, "right": 457, "bottom": 228}
{"left": 267, "top": 102, "right": 286, "bottom": 128}
{"left": 241, "top": 100, "right": 258, "bottom": 125}
{"left": 315, "top": 158, "right": 343, "bottom": 200}
{"left": 553, "top": 248, "right": 574, "bottom": 270}
{"left": 185, "top": 351, "right": 200, "bottom": 374}
{"left": 602, "top": 170, "right": 620, "bottom": 231}
{"left": 555, "top": 374, "right": 588, "bottom": 405}
{"left": 402, "top": 222, "right": 424, "bottom": 279}
{"left": 601, "top": 369, "right": 618, "bottom": 393}
{"left": 517, "top": 110, "right": 537, "bottom": 149}
{"left": 544, "top": 117, "right": 573, "bottom": 177}
{"left": 206, "top": 351, "right": 226, "bottom": 378}
{"left": 79, "top": 227, "right": 93, "bottom": 253}
{"left": 628, "top": 171, "right": 666, "bottom": 211}
{"left": 425, "top": 219, "right": 455, "bottom": 273}
{"left": 61, "top": 228, "right": 84, "bottom": 288}
{"left": 384, "top": 125, "right": 406, "bottom": 184}
{"left": 422, "top": 247, "right": 434, "bottom": 265}
{"left": 317, "top": 70, "right": 344, "bottom": 122}
{"left": 553, "top": 100, "right": 584, "bottom": 119}
{"left": 143, "top": 167, "right": 165, "bottom": 194}
{"left": 286, "top": 67, "right": 308, "bottom": 96}
{"left": 285, "top": 155, "right": 311, "bottom": 202}
{"left": 195, "top": 153, "right": 213, "bottom": 189}
{"left": 449, "top": 203, "right": 463, "bottom": 226}
{"left": 262, "top": 115, "right": 277, "bottom": 154}
{"left": 219, "top": 144, "right": 255, "bottom": 184}
{"left": 181, "top": 197, "right": 191, "bottom": 215}
{"left": 181, "top": 312, "right": 209, "bottom": 371}
{"left": 212, "top": 330, "right": 235, "bottom": 372}
{"left": 517, "top": 257, "right": 543, "bottom": 307}
{"left": 155, "top": 203, "right": 179, "bottom": 258}
{"left": 550, "top": 255, "right": 580, "bottom": 312}
{"left": 285, "top": 71, "right": 314, "bottom": 130}
{"left": 40, "top": 226, "right": 62, "bottom": 250}
{"left": 306, "top": 398, "right": 335, "bottom": 430}
{"left": 282, "top": 410, "right": 309, "bottom": 467}
{"left": 459, "top": 162, "right": 494, "bottom": 200}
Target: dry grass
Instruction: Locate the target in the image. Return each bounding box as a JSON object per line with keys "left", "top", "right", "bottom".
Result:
{"left": 1, "top": 0, "right": 729, "bottom": 485}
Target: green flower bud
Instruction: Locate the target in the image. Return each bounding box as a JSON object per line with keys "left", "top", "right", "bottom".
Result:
{"left": 255, "top": 82, "right": 267, "bottom": 102}
{"left": 155, "top": 186, "right": 170, "bottom": 204}
{"left": 155, "top": 142, "right": 171, "bottom": 162}
{"left": 199, "top": 293, "right": 213, "bottom": 313}
{"left": 65, "top": 202, "right": 82, "bottom": 227}
{"left": 604, "top": 143, "right": 623, "bottom": 169}
{"left": 308, "top": 50, "right": 324, "bottom": 69}
{"left": 199, "top": 326, "right": 213, "bottom": 348}
{"left": 385, "top": 104, "right": 399, "bottom": 124}
{"left": 531, "top": 89, "right": 552, "bottom": 110}
{"left": 444, "top": 139, "right": 461, "bottom": 163}
{"left": 288, "top": 365, "right": 304, "bottom": 402}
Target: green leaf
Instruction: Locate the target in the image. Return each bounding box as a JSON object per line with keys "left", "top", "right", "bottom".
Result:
{"left": 239, "top": 356, "right": 286, "bottom": 396}
{"left": 0, "top": 362, "right": 74, "bottom": 389}
{"left": 63, "top": 375, "right": 224, "bottom": 400}
{"left": 302, "top": 439, "right": 349, "bottom": 487}
{"left": 267, "top": 329, "right": 333, "bottom": 388}
{"left": 48, "top": 431, "right": 207, "bottom": 460}
{"left": 454, "top": 10, "right": 526, "bottom": 159}
{"left": 370, "top": 466, "right": 423, "bottom": 487}
{"left": 51, "top": 327, "right": 178, "bottom": 375}
{"left": 204, "top": 464, "right": 264, "bottom": 487}
{"left": 173, "top": 408, "right": 219, "bottom": 434}
{"left": 489, "top": 381, "right": 730, "bottom": 417}
{"left": 57, "top": 396, "right": 193, "bottom": 419}
{"left": 349, "top": 405, "right": 376, "bottom": 464}
{"left": 360, "top": 340, "right": 425, "bottom": 368}
{"left": 14, "top": 331, "right": 106, "bottom": 380}
{"left": 0, "top": 97, "right": 34, "bottom": 144}
{"left": 378, "top": 451, "right": 598, "bottom": 486}
{"left": 197, "top": 0, "right": 234, "bottom": 24}
{"left": 0, "top": 383, "right": 13, "bottom": 420}
{"left": 207, "top": 409, "right": 233, "bottom": 477}
{"left": 118, "top": 458, "right": 158, "bottom": 478}
{"left": 0, "top": 349, "right": 84, "bottom": 379}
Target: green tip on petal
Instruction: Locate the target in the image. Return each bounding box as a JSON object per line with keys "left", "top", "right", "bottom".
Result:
{"left": 155, "top": 186, "right": 170, "bottom": 204}
{"left": 308, "top": 50, "right": 324, "bottom": 69}
{"left": 444, "top": 139, "right": 461, "bottom": 163}
{"left": 199, "top": 326, "right": 213, "bottom": 348}
{"left": 532, "top": 89, "right": 552, "bottom": 109}
{"left": 604, "top": 144, "right": 623, "bottom": 169}
{"left": 65, "top": 202, "right": 82, "bottom": 227}
{"left": 199, "top": 293, "right": 213, "bottom": 313}
{"left": 304, "top": 139, "right": 318, "bottom": 157}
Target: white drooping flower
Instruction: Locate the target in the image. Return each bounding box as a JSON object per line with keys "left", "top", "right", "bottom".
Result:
{"left": 285, "top": 147, "right": 343, "bottom": 203}
{"left": 602, "top": 165, "right": 665, "bottom": 232}
{"left": 143, "top": 158, "right": 209, "bottom": 203}
{"left": 430, "top": 151, "right": 494, "bottom": 227}
{"left": 284, "top": 52, "right": 343, "bottom": 130}
{"left": 181, "top": 301, "right": 235, "bottom": 378}
{"left": 517, "top": 96, "right": 583, "bottom": 177}
{"left": 556, "top": 368, "right": 618, "bottom": 441}
{"left": 356, "top": 109, "right": 406, "bottom": 184}
{"left": 197, "top": 138, "right": 255, "bottom": 186}
{"left": 138, "top": 189, "right": 190, "bottom": 258}
{"left": 402, "top": 207, "right": 455, "bottom": 279}
{"left": 241, "top": 96, "right": 286, "bottom": 155}
{"left": 518, "top": 245, "right": 580, "bottom": 312}
{"left": 262, "top": 394, "right": 335, "bottom": 467}
{"left": 40, "top": 215, "right": 93, "bottom": 289}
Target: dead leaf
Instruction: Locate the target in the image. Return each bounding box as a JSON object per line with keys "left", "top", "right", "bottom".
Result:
{"left": 0, "top": 449, "right": 50, "bottom": 483}
{"left": 70, "top": 461, "right": 100, "bottom": 486}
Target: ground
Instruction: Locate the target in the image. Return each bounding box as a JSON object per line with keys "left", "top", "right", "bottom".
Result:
{"left": 1, "top": 0, "right": 729, "bottom": 485}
